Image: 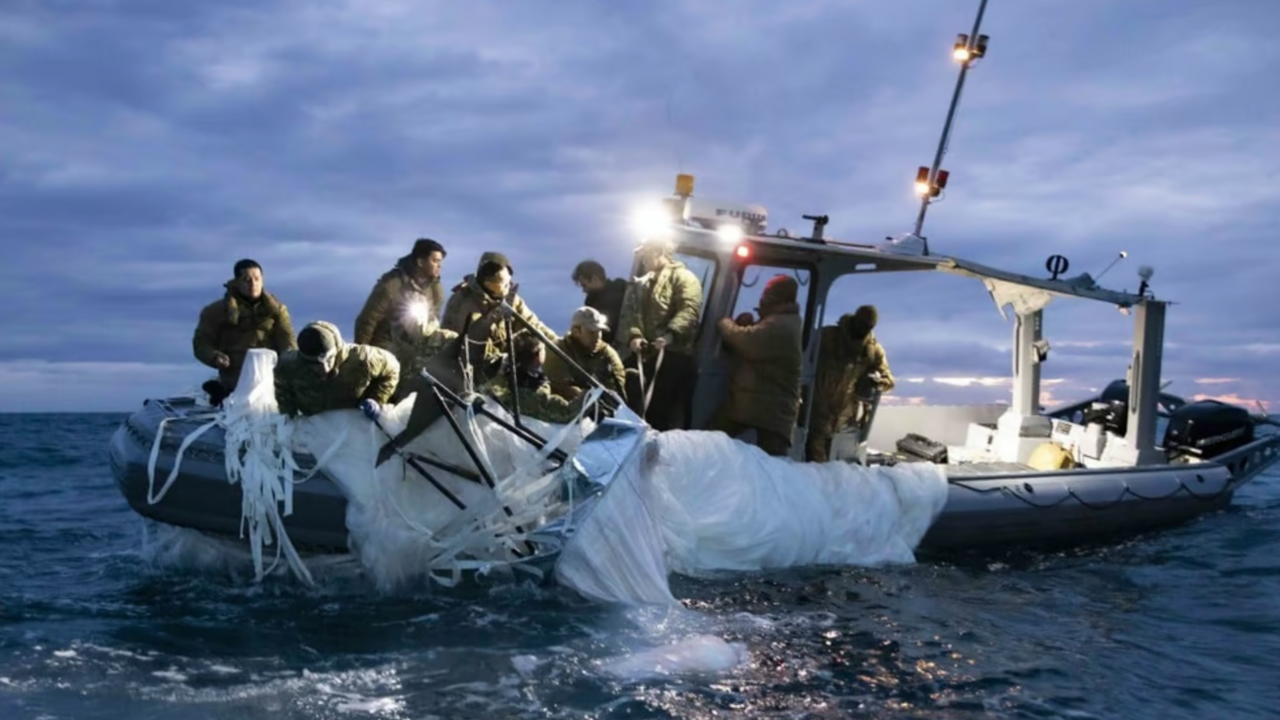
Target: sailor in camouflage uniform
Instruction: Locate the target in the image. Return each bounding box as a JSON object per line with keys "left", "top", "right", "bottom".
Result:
{"left": 484, "top": 333, "right": 596, "bottom": 425}
{"left": 619, "top": 237, "right": 703, "bottom": 430}
{"left": 274, "top": 321, "right": 401, "bottom": 418}
{"left": 441, "top": 251, "right": 558, "bottom": 375}
{"left": 543, "top": 306, "right": 627, "bottom": 402}
{"left": 805, "top": 305, "right": 895, "bottom": 463}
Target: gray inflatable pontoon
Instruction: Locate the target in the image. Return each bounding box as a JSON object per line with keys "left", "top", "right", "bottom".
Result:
{"left": 109, "top": 394, "right": 1280, "bottom": 560}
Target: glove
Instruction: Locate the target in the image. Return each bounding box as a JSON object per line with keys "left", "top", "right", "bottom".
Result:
{"left": 360, "top": 399, "right": 382, "bottom": 420}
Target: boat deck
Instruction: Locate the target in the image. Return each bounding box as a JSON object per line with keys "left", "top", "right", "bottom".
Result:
{"left": 874, "top": 453, "right": 1038, "bottom": 477}
{"left": 945, "top": 461, "right": 1037, "bottom": 476}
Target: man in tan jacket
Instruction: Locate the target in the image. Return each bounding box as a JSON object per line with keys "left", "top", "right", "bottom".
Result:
{"left": 440, "top": 251, "right": 558, "bottom": 377}
{"left": 711, "top": 275, "right": 803, "bottom": 457}
{"left": 354, "top": 238, "right": 447, "bottom": 349}
{"left": 620, "top": 237, "right": 703, "bottom": 430}
{"left": 543, "top": 306, "right": 627, "bottom": 402}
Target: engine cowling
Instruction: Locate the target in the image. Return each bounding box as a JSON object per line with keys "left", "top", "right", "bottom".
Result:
{"left": 1163, "top": 400, "right": 1254, "bottom": 461}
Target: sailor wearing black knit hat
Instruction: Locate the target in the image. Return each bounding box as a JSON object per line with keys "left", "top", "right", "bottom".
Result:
{"left": 274, "top": 321, "right": 401, "bottom": 419}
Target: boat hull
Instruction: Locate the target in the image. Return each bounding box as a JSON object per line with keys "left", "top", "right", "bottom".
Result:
{"left": 920, "top": 433, "right": 1280, "bottom": 553}
{"left": 110, "top": 398, "right": 1280, "bottom": 562}
{"left": 110, "top": 397, "right": 353, "bottom": 552}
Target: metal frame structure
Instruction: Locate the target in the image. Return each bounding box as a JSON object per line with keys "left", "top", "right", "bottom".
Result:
{"left": 649, "top": 219, "right": 1168, "bottom": 466}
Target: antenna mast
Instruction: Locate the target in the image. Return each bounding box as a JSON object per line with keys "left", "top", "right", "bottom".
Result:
{"left": 911, "top": 0, "right": 991, "bottom": 248}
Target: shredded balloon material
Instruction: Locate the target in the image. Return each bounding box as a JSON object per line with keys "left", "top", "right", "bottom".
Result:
{"left": 555, "top": 430, "right": 951, "bottom": 605}
{"left": 146, "top": 348, "right": 948, "bottom": 601}
{"left": 148, "top": 348, "right": 605, "bottom": 590}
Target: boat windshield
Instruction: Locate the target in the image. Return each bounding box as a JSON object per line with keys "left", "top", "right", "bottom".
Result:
{"left": 673, "top": 250, "right": 718, "bottom": 325}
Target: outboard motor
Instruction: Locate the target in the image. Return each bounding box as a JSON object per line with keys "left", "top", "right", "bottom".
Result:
{"left": 1099, "top": 378, "right": 1188, "bottom": 416}
{"left": 1099, "top": 379, "right": 1129, "bottom": 405}
{"left": 1163, "top": 400, "right": 1254, "bottom": 461}
{"left": 1082, "top": 400, "right": 1128, "bottom": 437}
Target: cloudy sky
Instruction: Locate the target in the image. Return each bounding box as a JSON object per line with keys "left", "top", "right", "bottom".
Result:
{"left": 1, "top": 0, "right": 1276, "bottom": 413}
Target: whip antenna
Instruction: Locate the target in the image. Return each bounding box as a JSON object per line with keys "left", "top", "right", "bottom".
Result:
{"left": 1095, "top": 251, "right": 1128, "bottom": 281}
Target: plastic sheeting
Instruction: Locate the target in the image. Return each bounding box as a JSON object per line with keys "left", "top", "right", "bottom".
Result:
{"left": 217, "top": 349, "right": 595, "bottom": 591}
{"left": 556, "top": 430, "right": 950, "bottom": 605}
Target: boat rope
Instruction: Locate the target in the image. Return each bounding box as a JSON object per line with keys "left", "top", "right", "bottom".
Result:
{"left": 637, "top": 346, "right": 665, "bottom": 419}
{"left": 146, "top": 412, "right": 220, "bottom": 505}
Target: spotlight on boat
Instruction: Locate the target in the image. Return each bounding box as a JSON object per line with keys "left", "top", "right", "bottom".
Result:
{"left": 631, "top": 204, "right": 674, "bottom": 239}
{"left": 717, "top": 223, "right": 744, "bottom": 244}
{"left": 914, "top": 166, "right": 931, "bottom": 196}
{"left": 953, "top": 34, "right": 971, "bottom": 62}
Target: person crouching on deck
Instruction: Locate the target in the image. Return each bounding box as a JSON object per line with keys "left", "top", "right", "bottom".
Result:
{"left": 543, "top": 306, "right": 627, "bottom": 403}
{"left": 441, "top": 251, "right": 559, "bottom": 380}
{"left": 484, "top": 333, "right": 598, "bottom": 425}
{"left": 710, "top": 275, "right": 803, "bottom": 457}
{"left": 621, "top": 237, "right": 703, "bottom": 430}
{"left": 274, "top": 321, "right": 400, "bottom": 420}
{"left": 805, "top": 305, "right": 895, "bottom": 463}
{"left": 193, "top": 258, "right": 296, "bottom": 405}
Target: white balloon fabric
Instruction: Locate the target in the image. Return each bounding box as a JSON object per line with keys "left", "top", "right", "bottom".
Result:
{"left": 556, "top": 430, "right": 949, "bottom": 605}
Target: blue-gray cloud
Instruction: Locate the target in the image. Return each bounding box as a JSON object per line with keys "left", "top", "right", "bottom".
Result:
{"left": 1, "top": 0, "right": 1277, "bottom": 412}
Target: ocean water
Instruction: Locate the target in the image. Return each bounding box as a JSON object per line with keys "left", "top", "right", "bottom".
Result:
{"left": 2, "top": 413, "right": 1279, "bottom": 720}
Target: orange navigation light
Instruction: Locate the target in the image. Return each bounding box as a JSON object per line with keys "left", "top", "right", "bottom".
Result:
{"left": 675, "top": 173, "right": 695, "bottom": 197}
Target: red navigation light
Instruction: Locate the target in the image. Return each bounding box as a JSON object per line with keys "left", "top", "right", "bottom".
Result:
{"left": 735, "top": 245, "right": 751, "bottom": 259}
